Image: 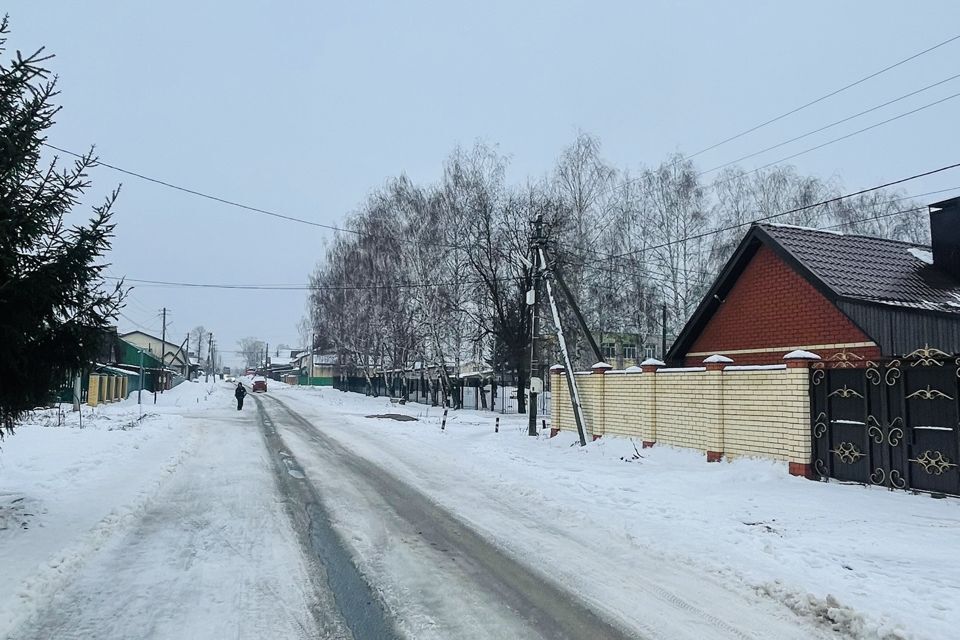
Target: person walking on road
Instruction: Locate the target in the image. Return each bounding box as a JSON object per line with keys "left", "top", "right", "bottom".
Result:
{"left": 235, "top": 382, "right": 247, "bottom": 410}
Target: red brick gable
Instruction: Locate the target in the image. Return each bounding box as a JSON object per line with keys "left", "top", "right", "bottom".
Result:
{"left": 685, "top": 245, "right": 878, "bottom": 365}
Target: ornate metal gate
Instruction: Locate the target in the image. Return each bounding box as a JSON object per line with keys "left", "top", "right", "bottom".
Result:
{"left": 811, "top": 347, "right": 960, "bottom": 495}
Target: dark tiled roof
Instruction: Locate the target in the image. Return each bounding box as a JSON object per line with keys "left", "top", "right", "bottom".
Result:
{"left": 760, "top": 223, "right": 960, "bottom": 314}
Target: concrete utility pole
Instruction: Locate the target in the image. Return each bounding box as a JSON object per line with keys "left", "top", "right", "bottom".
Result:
{"left": 206, "top": 332, "right": 213, "bottom": 382}
{"left": 157, "top": 307, "right": 167, "bottom": 401}
{"left": 526, "top": 212, "right": 544, "bottom": 437}
{"left": 539, "top": 247, "right": 589, "bottom": 447}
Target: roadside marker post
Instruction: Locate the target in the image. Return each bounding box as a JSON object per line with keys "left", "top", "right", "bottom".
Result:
{"left": 441, "top": 408, "right": 448, "bottom": 431}
{"left": 495, "top": 417, "right": 500, "bottom": 433}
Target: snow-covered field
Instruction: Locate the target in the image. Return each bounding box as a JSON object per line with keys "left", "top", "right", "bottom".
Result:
{"left": 278, "top": 386, "right": 960, "bottom": 640}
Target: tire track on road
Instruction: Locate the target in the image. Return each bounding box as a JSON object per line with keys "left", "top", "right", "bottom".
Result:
{"left": 253, "top": 396, "right": 399, "bottom": 640}
{"left": 259, "top": 394, "right": 645, "bottom": 640}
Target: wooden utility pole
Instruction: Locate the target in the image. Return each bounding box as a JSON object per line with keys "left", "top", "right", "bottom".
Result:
{"left": 661, "top": 304, "right": 668, "bottom": 361}
{"left": 527, "top": 212, "right": 544, "bottom": 437}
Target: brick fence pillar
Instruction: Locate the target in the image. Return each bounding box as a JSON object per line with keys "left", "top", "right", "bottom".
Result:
{"left": 590, "top": 362, "right": 612, "bottom": 439}
{"left": 783, "top": 350, "right": 821, "bottom": 478}
{"left": 639, "top": 358, "right": 663, "bottom": 447}
{"left": 703, "top": 355, "right": 733, "bottom": 462}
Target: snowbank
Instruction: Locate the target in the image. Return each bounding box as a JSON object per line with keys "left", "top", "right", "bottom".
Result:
{"left": 0, "top": 380, "right": 225, "bottom": 636}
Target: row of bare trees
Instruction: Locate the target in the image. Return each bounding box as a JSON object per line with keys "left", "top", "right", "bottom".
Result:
{"left": 306, "top": 133, "right": 927, "bottom": 411}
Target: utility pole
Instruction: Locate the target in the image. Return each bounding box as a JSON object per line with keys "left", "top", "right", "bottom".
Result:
{"left": 160, "top": 307, "right": 167, "bottom": 394}
{"left": 206, "top": 332, "right": 213, "bottom": 382}
{"left": 526, "top": 212, "right": 544, "bottom": 437}
{"left": 661, "top": 303, "right": 668, "bottom": 361}
{"left": 539, "top": 247, "right": 589, "bottom": 446}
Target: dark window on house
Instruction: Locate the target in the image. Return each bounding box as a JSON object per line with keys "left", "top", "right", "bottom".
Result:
{"left": 622, "top": 344, "right": 637, "bottom": 360}
{"left": 601, "top": 342, "right": 616, "bottom": 359}
{"left": 644, "top": 346, "right": 655, "bottom": 359}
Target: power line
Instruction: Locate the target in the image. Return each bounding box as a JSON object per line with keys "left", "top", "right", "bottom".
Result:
{"left": 684, "top": 33, "right": 960, "bottom": 162}
{"left": 700, "top": 72, "right": 960, "bottom": 176}
{"left": 42, "top": 143, "right": 469, "bottom": 251}
{"left": 604, "top": 161, "right": 960, "bottom": 261}
{"left": 109, "top": 275, "right": 515, "bottom": 291}
{"left": 709, "top": 90, "right": 960, "bottom": 188}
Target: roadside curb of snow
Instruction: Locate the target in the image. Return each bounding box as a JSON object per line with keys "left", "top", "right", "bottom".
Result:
{"left": 0, "top": 416, "right": 202, "bottom": 637}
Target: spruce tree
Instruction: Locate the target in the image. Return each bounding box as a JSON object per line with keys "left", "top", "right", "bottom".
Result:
{"left": 0, "top": 17, "right": 125, "bottom": 437}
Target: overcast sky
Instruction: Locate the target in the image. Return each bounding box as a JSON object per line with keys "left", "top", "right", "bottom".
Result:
{"left": 7, "top": 1, "right": 960, "bottom": 368}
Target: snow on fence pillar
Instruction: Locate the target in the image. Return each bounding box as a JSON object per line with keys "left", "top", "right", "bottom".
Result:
{"left": 703, "top": 355, "right": 733, "bottom": 463}
{"left": 638, "top": 358, "right": 664, "bottom": 447}
{"left": 783, "top": 350, "right": 821, "bottom": 478}
{"left": 590, "top": 362, "right": 612, "bottom": 440}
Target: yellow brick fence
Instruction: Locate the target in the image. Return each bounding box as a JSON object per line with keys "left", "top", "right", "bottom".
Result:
{"left": 550, "top": 359, "right": 814, "bottom": 476}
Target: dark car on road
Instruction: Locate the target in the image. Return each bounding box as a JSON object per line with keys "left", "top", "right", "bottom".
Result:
{"left": 252, "top": 377, "right": 267, "bottom": 393}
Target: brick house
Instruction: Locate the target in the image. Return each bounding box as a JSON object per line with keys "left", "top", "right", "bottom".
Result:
{"left": 667, "top": 198, "right": 960, "bottom": 365}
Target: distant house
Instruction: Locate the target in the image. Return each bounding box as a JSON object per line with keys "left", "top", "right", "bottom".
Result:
{"left": 668, "top": 198, "right": 960, "bottom": 365}
{"left": 292, "top": 351, "right": 338, "bottom": 385}
{"left": 119, "top": 330, "right": 191, "bottom": 378}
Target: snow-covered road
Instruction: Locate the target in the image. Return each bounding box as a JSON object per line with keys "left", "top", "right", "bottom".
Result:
{"left": 257, "top": 393, "right": 634, "bottom": 640}
{"left": 263, "top": 390, "right": 838, "bottom": 640}
{"left": 3, "top": 382, "right": 957, "bottom": 639}
{"left": 7, "top": 395, "right": 336, "bottom": 640}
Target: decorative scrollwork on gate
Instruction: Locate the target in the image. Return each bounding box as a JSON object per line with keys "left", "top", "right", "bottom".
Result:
{"left": 887, "top": 418, "right": 904, "bottom": 446}
{"left": 813, "top": 412, "right": 827, "bottom": 438}
{"left": 828, "top": 385, "right": 864, "bottom": 399}
{"left": 814, "top": 458, "right": 828, "bottom": 477}
{"left": 829, "top": 349, "right": 864, "bottom": 369}
{"left": 885, "top": 360, "right": 901, "bottom": 386}
{"left": 831, "top": 442, "right": 866, "bottom": 464}
{"left": 869, "top": 468, "right": 886, "bottom": 485}
{"left": 811, "top": 369, "right": 824, "bottom": 386}
{"left": 908, "top": 450, "right": 958, "bottom": 475}
{"left": 866, "top": 360, "right": 901, "bottom": 386}
{"left": 866, "top": 416, "right": 904, "bottom": 446}
{"left": 905, "top": 385, "right": 954, "bottom": 401}
{"left": 905, "top": 344, "right": 950, "bottom": 366}
{"left": 866, "top": 416, "right": 884, "bottom": 444}
{"left": 890, "top": 469, "right": 907, "bottom": 489}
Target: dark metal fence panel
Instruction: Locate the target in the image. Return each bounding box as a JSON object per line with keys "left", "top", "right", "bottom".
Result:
{"left": 812, "top": 347, "right": 960, "bottom": 496}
